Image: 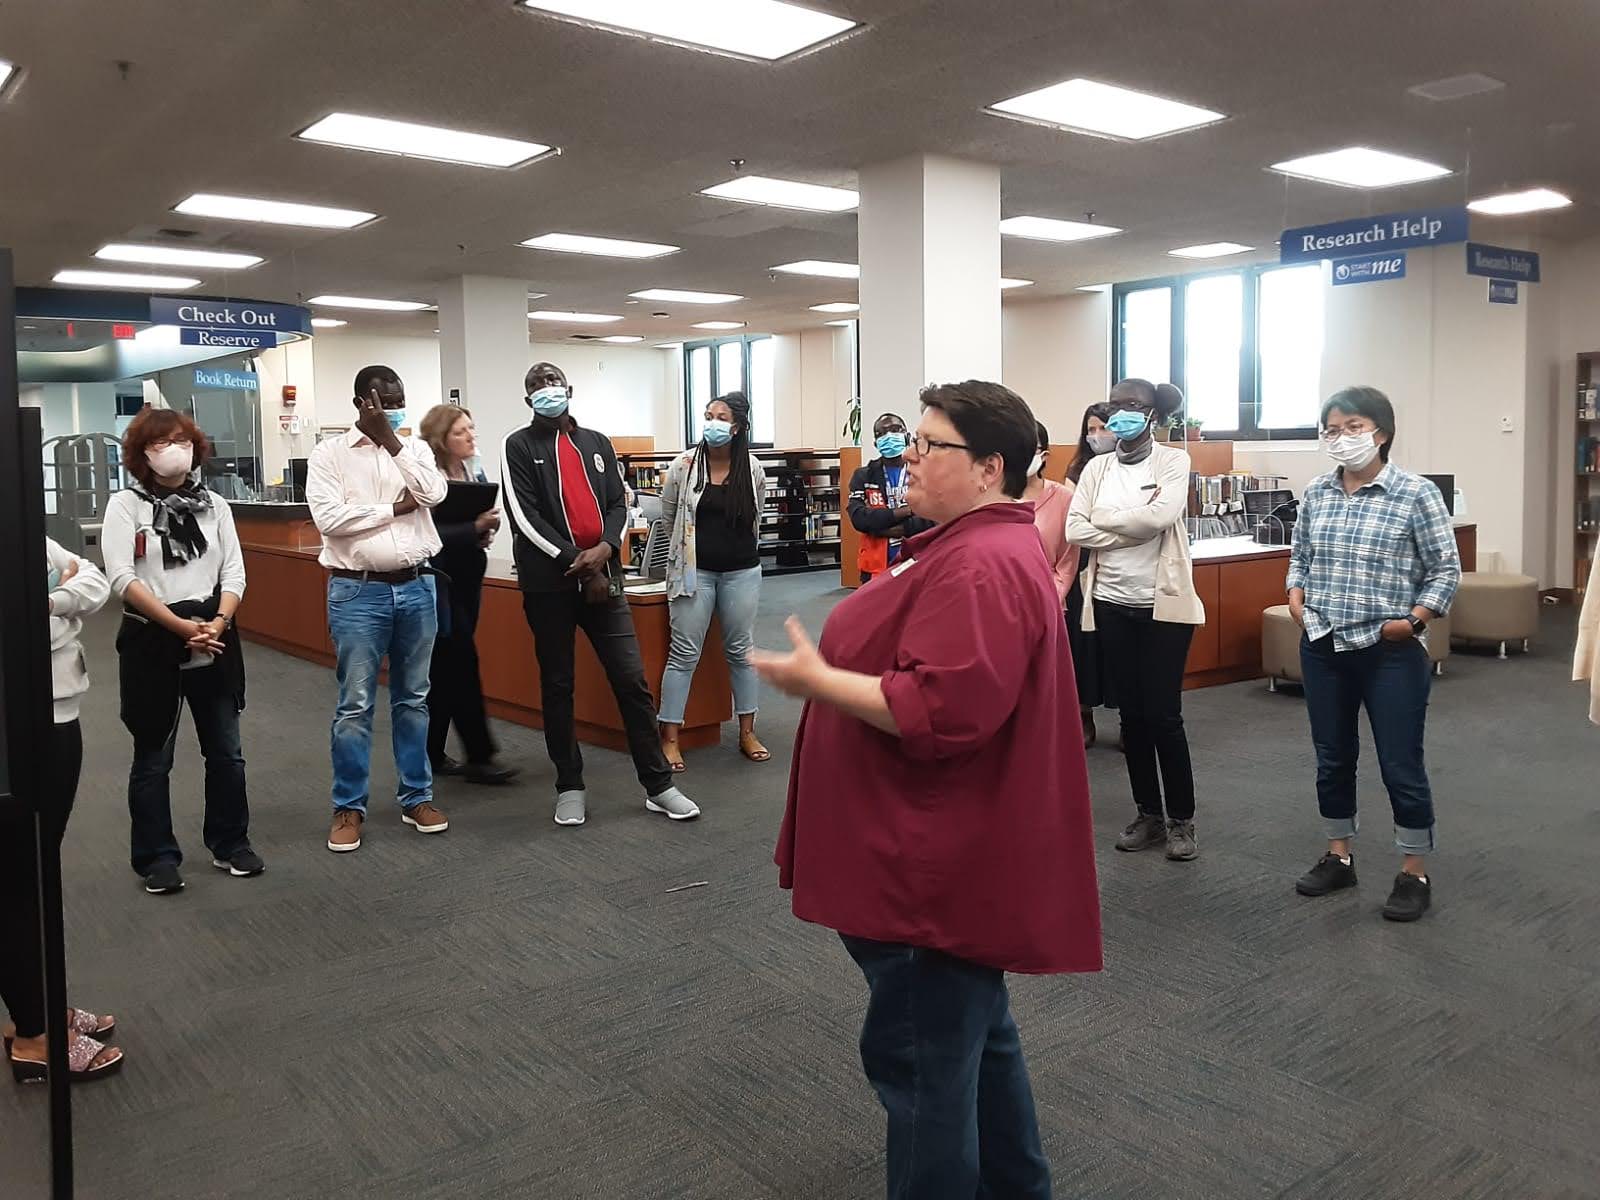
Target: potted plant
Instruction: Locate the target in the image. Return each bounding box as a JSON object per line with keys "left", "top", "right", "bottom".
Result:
{"left": 841, "top": 395, "right": 862, "bottom": 446}
{"left": 1184, "top": 417, "right": 1204, "bottom": 442}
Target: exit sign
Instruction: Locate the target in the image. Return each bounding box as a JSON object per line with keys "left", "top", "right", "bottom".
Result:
{"left": 112, "top": 323, "right": 137, "bottom": 340}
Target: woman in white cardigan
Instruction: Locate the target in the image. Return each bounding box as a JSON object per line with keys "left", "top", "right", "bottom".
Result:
{"left": 1067, "top": 380, "right": 1205, "bottom": 861}
{"left": 657, "top": 391, "right": 768, "bottom": 771}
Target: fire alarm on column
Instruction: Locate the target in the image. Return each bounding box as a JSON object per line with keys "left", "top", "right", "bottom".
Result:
{"left": 282, "top": 385, "right": 298, "bottom": 405}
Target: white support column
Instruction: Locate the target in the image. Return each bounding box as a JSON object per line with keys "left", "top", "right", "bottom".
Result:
{"left": 858, "top": 154, "right": 1002, "bottom": 414}
{"left": 437, "top": 275, "right": 530, "bottom": 414}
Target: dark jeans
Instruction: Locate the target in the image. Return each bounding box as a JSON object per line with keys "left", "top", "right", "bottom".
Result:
{"left": 1300, "top": 633, "right": 1436, "bottom": 853}
{"left": 128, "top": 665, "right": 251, "bottom": 875}
{"left": 521, "top": 588, "right": 673, "bottom": 797}
{"left": 841, "top": 935, "right": 1051, "bottom": 1200}
{"left": 1095, "top": 601, "right": 1195, "bottom": 821}
{"left": 0, "top": 722, "right": 82, "bottom": 1039}
{"left": 428, "top": 580, "right": 495, "bottom": 766}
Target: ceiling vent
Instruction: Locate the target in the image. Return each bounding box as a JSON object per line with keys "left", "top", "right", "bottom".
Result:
{"left": 568, "top": 333, "right": 600, "bottom": 341}
{"left": 1407, "top": 74, "right": 1504, "bottom": 102}
{"left": 156, "top": 226, "right": 204, "bottom": 239}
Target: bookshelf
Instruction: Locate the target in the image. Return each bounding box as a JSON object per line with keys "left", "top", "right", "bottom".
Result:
{"left": 619, "top": 448, "right": 843, "bottom": 578}
{"left": 1577, "top": 353, "right": 1600, "bottom": 599}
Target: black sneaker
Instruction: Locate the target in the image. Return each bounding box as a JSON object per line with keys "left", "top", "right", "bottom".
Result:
{"left": 1115, "top": 813, "right": 1168, "bottom": 852}
{"left": 463, "top": 761, "right": 520, "bottom": 787}
{"left": 433, "top": 756, "right": 464, "bottom": 777}
{"left": 211, "top": 848, "right": 266, "bottom": 878}
{"left": 1296, "top": 852, "right": 1357, "bottom": 897}
{"left": 1382, "top": 871, "right": 1432, "bottom": 922}
{"left": 143, "top": 862, "right": 185, "bottom": 895}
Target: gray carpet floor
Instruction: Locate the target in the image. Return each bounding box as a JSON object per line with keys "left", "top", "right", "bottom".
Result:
{"left": 3, "top": 573, "right": 1598, "bottom": 1199}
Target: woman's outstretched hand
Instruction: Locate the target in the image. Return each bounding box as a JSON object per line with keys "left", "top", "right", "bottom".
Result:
{"left": 753, "top": 616, "right": 824, "bottom": 699}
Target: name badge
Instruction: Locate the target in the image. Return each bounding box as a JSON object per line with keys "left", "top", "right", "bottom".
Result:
{"left": 890, "top": 556, "right": 917, "bottom": 577}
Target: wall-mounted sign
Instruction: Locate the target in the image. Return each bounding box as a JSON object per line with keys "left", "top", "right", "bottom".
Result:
{"left": 1280, "top": 205, "right": 1468, "bottom": 264}
{"left": 1488, "top": 279, "right": 1519, "bottom": 305}
{"left": 193, "top": 367, "right": 259, "bottom": 391}
{"left": 180, "top": 328, "right": 274, "bottom": 350}
{"left": 1331, "top": 251, "right": 1407, "bottom": 286}
{"left": 1466, "top": 242, "right": 1540, "bottom": 283}
{"left": 151, "top": 296, "right": 309, "bottom": 333}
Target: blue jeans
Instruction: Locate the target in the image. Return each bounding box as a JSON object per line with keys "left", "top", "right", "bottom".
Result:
{"left": 127, "top": 668, "right": 250, "bottom": 875}
{"left": 841, "top": 936, "right": 1051, "bottom": 1200}
{"left": 659, "top": 566, "right": 761, "bottom": 725}
{"left": 326, "top": 575, "right": 438, "bottom": 815}
{"left": 1300, "top": 633, "right": 1436, "bottom": 853}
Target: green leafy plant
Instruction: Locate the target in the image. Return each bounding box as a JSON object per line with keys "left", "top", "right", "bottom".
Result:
{"left": 842, "top": 395, "right": 862, "bottom": 445}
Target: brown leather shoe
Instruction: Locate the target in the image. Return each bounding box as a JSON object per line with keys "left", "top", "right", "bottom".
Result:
{"left": 327, "top": 810, "right": 363, "bottom": 853}
{"left": 401, "top": 801, "right": 449, "bottom": 835}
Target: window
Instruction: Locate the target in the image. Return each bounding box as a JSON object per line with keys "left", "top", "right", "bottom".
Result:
{"left": 1114, "top": 264, "right": 1321, "bottom": 439}
{"left": 682, "top": 334, "right": 772, "bottom": 443}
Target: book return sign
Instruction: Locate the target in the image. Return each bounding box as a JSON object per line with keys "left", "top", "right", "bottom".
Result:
{"left": 1280, "top": 205, "right": 1468, "bottom": 265}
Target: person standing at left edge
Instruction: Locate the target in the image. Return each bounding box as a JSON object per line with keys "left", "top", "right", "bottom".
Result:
{"left": 503, "top": 361, "right": 698, "bottom": 827}
{"left": 306, "top": 366, "right": 450, "bottom": 853}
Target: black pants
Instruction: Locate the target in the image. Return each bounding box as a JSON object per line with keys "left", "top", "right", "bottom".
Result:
{"left": 1095, "top": 601, "right": 1195, "bottom": 821}
{"left": 428, "top": 580, "right": 495, "bottom": 766}
{"left": 0, "top": 722, "right": 82, "bottom": 1040}
{"left": 127, "top": 665, "right": 251, "bottom": 875}
{"left": 521, "top": 589, "right": 673, "bottom": 797}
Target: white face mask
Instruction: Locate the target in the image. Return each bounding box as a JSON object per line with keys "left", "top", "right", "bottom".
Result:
{"left": 146, "top": 443, "right": 194, "bottom": 478}
{"left": 1325, "top": 431, "right": 1380, "bottom": 471}
{"left": 1027, "top": 451, "right": 1045, "bottom": 477}
{"left": 1087, "top": 431, "right": 1116, "bottom": 455}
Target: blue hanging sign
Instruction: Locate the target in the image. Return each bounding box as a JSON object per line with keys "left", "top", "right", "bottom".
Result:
{"left": 1487, "top": 279, "right": 1519, "bottom": 305}
{"left": 1466, "top": 242, "right": 1540, "bottom": 283}
{"left": 193, "top": 367, "right": 259, "bottom": 390}
{"left": 1279, "top": 205, "right": 1468, "bottom": 264}
{"left": 1330, "top": 251, "right": 1407, "bottom": 286}
{"left": 151, "top": 296, "right": 310, "bottom": 333}
{"left": 179, "top": 328, "right": 275, "bottom": 350}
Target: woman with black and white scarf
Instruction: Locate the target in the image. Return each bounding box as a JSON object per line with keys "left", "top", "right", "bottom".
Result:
{"left": 102, "top": 407, "right": 261, "bottom": 896}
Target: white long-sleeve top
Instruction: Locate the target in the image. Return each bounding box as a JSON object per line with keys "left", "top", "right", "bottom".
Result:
{"left": 306, "top": 429, "right": 447, "bottom": 571}
{"left": 101, "top": 488, "right": 247, "bottom": 606}
{"left": 47, "top": 537, "right": 110, "bottom": 723}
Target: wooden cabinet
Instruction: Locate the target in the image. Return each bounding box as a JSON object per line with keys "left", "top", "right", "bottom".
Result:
{"left": 1185, "top": 565, "right": 1222, "bottom": 674}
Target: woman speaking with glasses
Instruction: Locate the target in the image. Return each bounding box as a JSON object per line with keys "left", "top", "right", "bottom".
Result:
{"left": 758, "top": 380, "right": 1101, "bottom": 1198}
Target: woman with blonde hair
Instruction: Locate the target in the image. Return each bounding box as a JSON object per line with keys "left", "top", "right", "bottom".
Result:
{"left": 420, "top": 404, "right": 516, "bottom": 785}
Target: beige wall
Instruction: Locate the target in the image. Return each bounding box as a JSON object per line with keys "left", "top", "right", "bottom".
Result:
{"left": 1001, "top": 293, "right": 1111, "bottom": 440}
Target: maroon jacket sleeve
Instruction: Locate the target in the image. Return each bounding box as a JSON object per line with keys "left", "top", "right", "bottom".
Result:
{"left": 880, "top": 567, "right": 1040, "bottom": 761}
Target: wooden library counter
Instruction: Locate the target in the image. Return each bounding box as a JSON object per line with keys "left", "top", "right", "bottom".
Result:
{"left": 229, "top": 506, "right": 732, "bottom": 752}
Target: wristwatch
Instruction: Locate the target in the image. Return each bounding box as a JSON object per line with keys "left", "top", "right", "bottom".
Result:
{"left": 1405, "top": 614, "right": 1427, "bottom": 637}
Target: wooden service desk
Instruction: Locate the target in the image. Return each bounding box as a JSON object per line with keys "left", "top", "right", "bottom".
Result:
{"left": 230, "top": 505, "right": 733, "bottom": 752}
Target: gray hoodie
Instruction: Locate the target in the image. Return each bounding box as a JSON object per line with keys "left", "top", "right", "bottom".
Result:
{"left": 47, "top": 537, "right": 110, "bottom": 723}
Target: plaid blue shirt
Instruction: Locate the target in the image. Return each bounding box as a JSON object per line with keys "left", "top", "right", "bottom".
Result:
{"left": 1286, "top": 463, "right": 1461, "bottom": 651}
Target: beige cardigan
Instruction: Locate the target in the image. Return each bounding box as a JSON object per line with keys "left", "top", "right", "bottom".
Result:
{"left": 1572, "top": 556, "right": 1600, "bottom": 724}
{"left": 1065, "top": 443, "right": 1205, "bottom": 631}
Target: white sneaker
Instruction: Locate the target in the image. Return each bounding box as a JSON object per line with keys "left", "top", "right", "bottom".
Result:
{"left": 554, "top": 790, "right": 587, "bottom": 826}
{"left": 645, "top": 786, "right": 700, "bottom": 821}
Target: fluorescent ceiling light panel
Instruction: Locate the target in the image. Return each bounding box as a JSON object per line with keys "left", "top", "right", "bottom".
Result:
{"left": 809, "top": 302, "right": 859, "bottom": 313}
{"left": 297, "top": 112, "right": 551, "bottom": 168}
{"left": 53, "top": 269, "right": 201, "bottom": 290}
{"left": 999, "top": 216, "right": 1121, "bottom": 242}
{"left": 529, "top": 310, "right": 623, "bottom": 323}
{"left": 771, "top": 259, "right": 859, "bottom": 279}
{"left": 693, "top": 320, "right": 746, "bottom": 330}
{"left": 310, "top": 318, "right": 348, "bottom": 328}
{"left": 95, "top": 243, "right": 263, "bottom": 270}
{"left": 600, "top": 334, "right": 645, "bottom": 343}
{"left": 1269, "top": 146, "right": 1451, "bottom": 189}
{"left": 520, "top": 1, "right": 859, "bottom": 62}
{"left": 629, "top": 288, "right": 743, "bottom": 304}
{"left": 999, "top": 278, "right": 1034, "bottom": 290}
{"left": 308, "top": 295, "right": 428, "bottom": 312}
{"left": 0, "top": 61, "right": 16, "bottom": 93}
{"left": 700, "top": 175, "right": 858, "bottom": 212}
{"left": 989, "top": 78, "right": 1224, "bottom": 141}
{"left": 824, "top": 319, "right": 854, "bottom": 327}
{"left": 1168, "top": 242, "right": 1253, "bottom": 258}
{"left": 1076, "top": 284, "right": 1111, "bottom": 292}
{"left": 521, "top": 232, "right": 679, "bottom": 258}
{"left": 174, "top": 192, "right": 376, "bottom": 229}
{"left": 1467, "top": 187, "right": 1572, "bottom": 215}
{"left": 655, "top": 342, "right": 683, "bottom": 349}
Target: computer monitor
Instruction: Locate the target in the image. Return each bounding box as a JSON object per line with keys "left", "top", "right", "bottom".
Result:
{"left": 1422, "top": 473, "right": 1455, "bottom": 515}
{"left": 289, "top": 458, "right": 309, "bottom": 501}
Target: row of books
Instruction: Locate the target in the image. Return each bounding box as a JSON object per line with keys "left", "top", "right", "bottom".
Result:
{"left": 1577, "top": 498, "right": 1600, "bottom": 531}
{"left": 1579, "top": 437, "right": 1600, "bottom": 474}
{"left": 1580, "top": 383, "right": 1599, "bottom": 420}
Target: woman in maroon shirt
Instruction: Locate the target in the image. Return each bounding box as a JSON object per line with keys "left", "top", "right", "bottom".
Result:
{"left": 757, "top": 380, "right": 1102, "bottom": 1199}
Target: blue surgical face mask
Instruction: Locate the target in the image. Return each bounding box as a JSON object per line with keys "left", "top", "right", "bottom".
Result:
{"left": 527, "top": 384, "right": 570, "bottom": 417}
{"left": 385, "top": 409, "right": 406, "bottom": 432}
{"left": 702, "top": 419, "right": 733, "bottom": 447}
{"left": 876, "top": 431, "right": 907, "bottom": 459}
{"left": 47, "top": 567, "right": 62, "bottom": 592}
{"left": 1106, "top": 409, "right": 1150, "bottom": 441}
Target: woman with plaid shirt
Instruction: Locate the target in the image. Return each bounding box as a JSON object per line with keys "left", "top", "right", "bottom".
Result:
{"left": 1287, "top": 386, "right": 1461, "bottom": 922}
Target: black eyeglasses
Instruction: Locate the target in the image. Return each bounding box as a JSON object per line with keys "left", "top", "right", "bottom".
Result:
{"left": 909, "top": 434, "right": 970, "bottom": 456}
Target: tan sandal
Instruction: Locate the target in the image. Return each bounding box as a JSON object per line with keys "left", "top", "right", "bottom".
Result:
{"left": 10, "top": 1033, "right": 123, "bottom": 1083}
{"left": 739, "top": 732, "right": 771, "bottom": 763}
{"left": 5, "top": 1008, "right": 115, "bottom": 1053}
{"left": 662, "top": 740, "right": 687, "bottom": 773}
